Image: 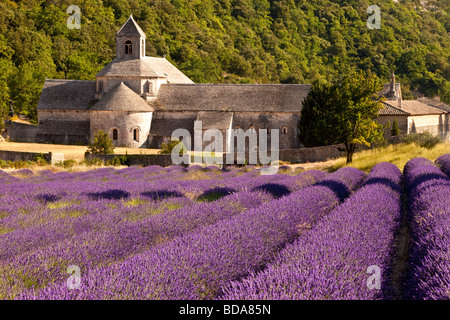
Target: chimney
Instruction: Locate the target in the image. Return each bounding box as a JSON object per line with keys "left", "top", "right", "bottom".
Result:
{"left": 389, "top": 70, "right": 396, "bottom": 98}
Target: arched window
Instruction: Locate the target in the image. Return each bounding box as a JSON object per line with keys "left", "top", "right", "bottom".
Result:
{"left": 141, "top": 39, "right": 145, "bottom": 57}
{"left": 281, "top": 126, "right": 288, "bottom": 135}
{"left": 133, "top": 128, "right": 139, "bottom": 142}
{"left": 125, "top": 40, "right": 132, "bottom": 55}
{"left": 112, "top": 129, "right": 118, "bottom": 141}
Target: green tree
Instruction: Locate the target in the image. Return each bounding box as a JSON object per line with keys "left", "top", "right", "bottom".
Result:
{"left": 87, "top": 130, "right": 115, "bottom": 154}
{"left": 391, "top": 118, "right": 400, "bottom": 136}
{"left": 299, "top": 70, "right": 385, "bottom": 163}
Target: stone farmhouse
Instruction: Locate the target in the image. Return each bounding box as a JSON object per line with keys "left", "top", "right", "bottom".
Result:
{"left": 377, "top": 72, "right": 450, "bottom": 139}
{"left": 9, "top": 16, "right": 450, "bottom": 149}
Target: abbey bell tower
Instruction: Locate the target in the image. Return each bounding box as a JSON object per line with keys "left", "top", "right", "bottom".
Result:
{"left": 115, "top": 15, "right": 146, "bottom": 59}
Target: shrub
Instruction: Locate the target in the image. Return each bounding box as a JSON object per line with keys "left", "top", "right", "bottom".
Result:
{"left": 401, "top": 132, "right": 441, "bottom": 149}
{"left": 159, "top": 139, "right": 185, "bottom": 155}
{"left": 391, "top": 119, "right": 400, "bottom": 136}
{"left": 81, "top": 157, "right": 104, "bottom": 167}
{"left": 87, "top": 130, "right": 115, "bottom": 155}
{"left": 105, "top": 156, "right": 121, "bottom": 166}
{"left": 34, "top": 153, "right": 48, "bottom": 166}
{"left": 12, "top": 160, "right": 27, "bottom": 169}
{"left": 55, "top": 159, "right": 77, "bottom": 169}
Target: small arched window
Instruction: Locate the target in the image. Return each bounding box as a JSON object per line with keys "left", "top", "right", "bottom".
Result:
{"left": 141, "top": 39, "right": 145, "bottom": 57}
{"left": 281, "top": 126, "right": 288, "bottom": 135}
{"left": 112, "top": 129, "right": 118, "bottom": 141}
{"left": 125, "top": 40, "right": 132, "bottom": 55}
{"left": 133, "top": 128, "right": 139, "bottom": 142}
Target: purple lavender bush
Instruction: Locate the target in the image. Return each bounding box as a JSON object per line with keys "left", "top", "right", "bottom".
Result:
{"left": 15, "top": 167, "right": 365, "bottom": 299}
{"left": 435, "top": 153, "right": 450, "bottom": 178}
{"left": 404, "top": 157, "right": 450, "bottom": 299}
{"left": 220, "top": 162, "right": 402, "bottom": 300}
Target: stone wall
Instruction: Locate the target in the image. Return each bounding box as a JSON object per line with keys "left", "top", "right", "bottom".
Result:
{"left": 0, "top": 150, "right": 53, "bottom": 163}
{"left": 377, "top": 115, "right": 409, "bottom": 137}
{"left": 85, "top": 153, "right": 185, "bottom": 167}
{"left": 408, "top": 114, "right": 450, "bottom": 140}
{"left": 36, "top": 110, "right": 90, "bottom": 145}
{"left": 5, "top": 121, "right": 38, "bottom": 143}
{"left": 150, "top": 111, "right": 301, "bottom": 150}
{"left": 279, "top": 144, "right": 346, "bottom": 164}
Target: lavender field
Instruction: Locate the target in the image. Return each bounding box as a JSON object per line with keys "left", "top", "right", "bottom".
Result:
{"left": 1, "top": 157, "right": 450, "bottom": 300}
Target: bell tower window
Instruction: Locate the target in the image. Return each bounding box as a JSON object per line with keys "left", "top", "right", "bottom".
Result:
{"left": 125, "top": 40, "right": 132, "bottom": 55}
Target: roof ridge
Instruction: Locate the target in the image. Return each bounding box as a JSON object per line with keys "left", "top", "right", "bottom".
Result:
{"left": 159, "top": 83, "right": 312, "bottom": 87}
{"left": 116, "top": 15, "right": 146, "bottom": 37}
{"left": 44, "top": 79, "right": 95, "bottom": 83}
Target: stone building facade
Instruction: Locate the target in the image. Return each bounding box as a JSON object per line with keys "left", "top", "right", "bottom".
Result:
{"left": 34, "top": 15, "right": 311, "bottom": 150}
{"left": 377, "top": 72, "right": 450, "bottom": 139}
{"left": 32, "top": 16, "right": 450, "bottom": 150}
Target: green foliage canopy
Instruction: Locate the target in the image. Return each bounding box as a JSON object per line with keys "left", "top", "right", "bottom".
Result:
{"left": 0, "top": 0, "right": 449, "bottom": 122}
{"left": 298, "top": 70, "right": 385, "bottom": 163}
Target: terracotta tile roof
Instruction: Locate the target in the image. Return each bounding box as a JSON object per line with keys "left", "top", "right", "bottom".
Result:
{"left": 399, "top": 100, "right": 446, "bottom": 115}
{"left": 379, "top": 102, "right": 410, "bottom": 115}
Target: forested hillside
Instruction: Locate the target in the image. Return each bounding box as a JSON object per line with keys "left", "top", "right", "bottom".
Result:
{"left": 0, "top": 0, "right": 449, "bottom": 123}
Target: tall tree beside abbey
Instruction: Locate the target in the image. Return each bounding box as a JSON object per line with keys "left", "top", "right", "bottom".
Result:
{"left": 298, "top": 70, "right": 385, "bottom": 163}
{"left": 0, "top": 0, "right": 449, "bottom": 124}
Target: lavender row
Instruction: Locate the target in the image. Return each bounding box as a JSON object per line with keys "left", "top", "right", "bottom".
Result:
{"left": 0, "top": 171, "right": 324, "bottom": 231}
{"left": 435, "top": 153, "right": 450, "bottom": 179}
{"left": 403, "top": 157, "right": 450, "bottom": 299}
{"left": 220, "top": 162, "right": 402, "bottom": 300}
{"left": 2, "top": 190, "right": 276, "bottom": 299}
{"left": 3, "top": 170, "right": 322, "bottom": 297}
{"left": 17, "top": 167, "right": 366, "bottom": 299}
{"left": 0, "top": 170, "right": 319, "bottom": 261}
{"left": 0, "top": 197, "right": 192, "bottom": 262}
{"left": 0, "top": 167, "right": 307, "bottom": 203}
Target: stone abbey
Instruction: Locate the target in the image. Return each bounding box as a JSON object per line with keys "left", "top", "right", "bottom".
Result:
{"left": 31, "top": 15, "right": 450, "bottom": 149}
